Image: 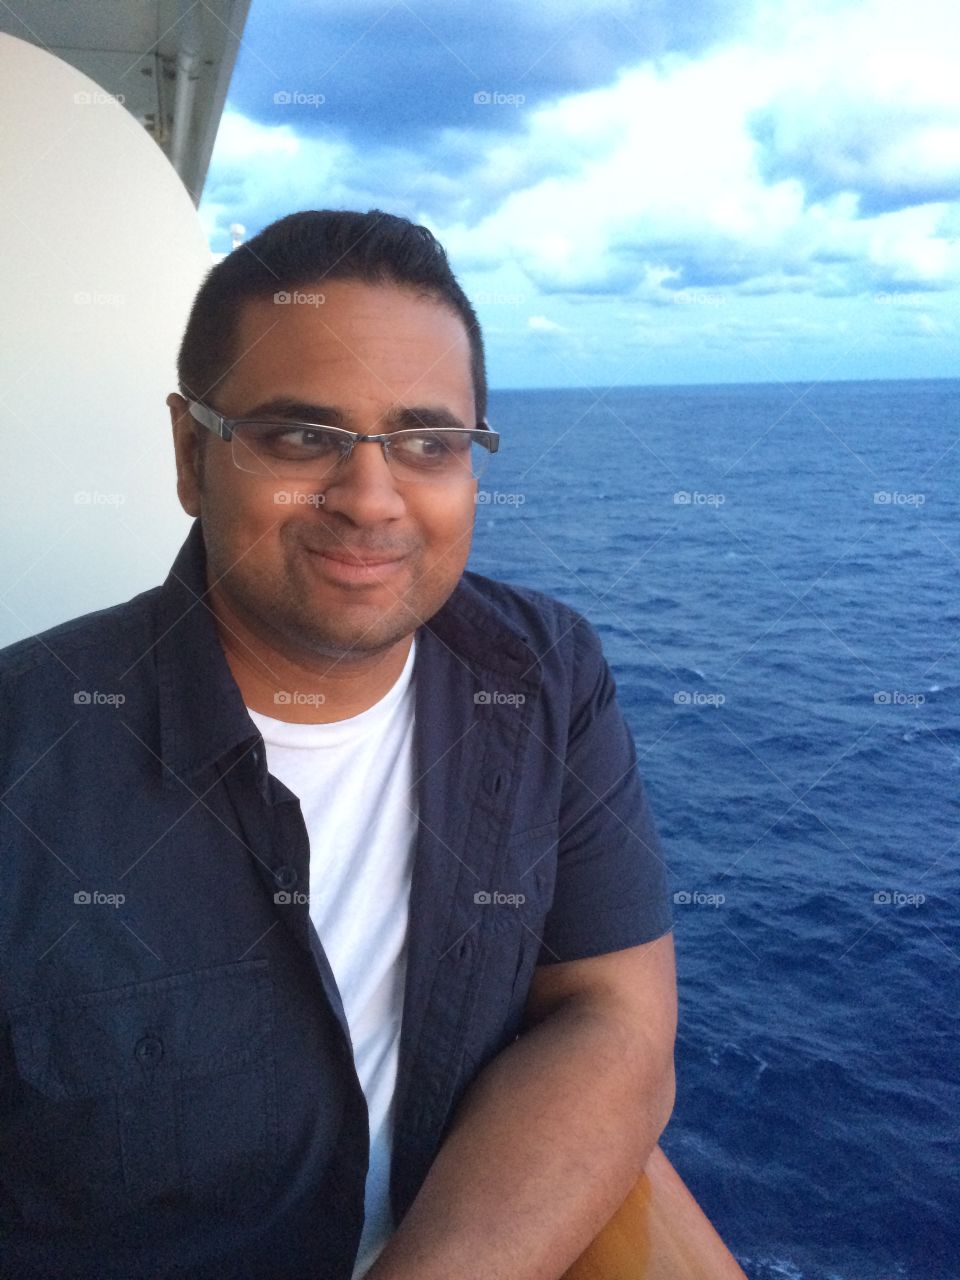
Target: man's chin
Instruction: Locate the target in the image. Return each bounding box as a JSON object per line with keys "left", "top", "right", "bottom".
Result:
{"left": 269, "top": 598, "right": 424, "bottom": 664}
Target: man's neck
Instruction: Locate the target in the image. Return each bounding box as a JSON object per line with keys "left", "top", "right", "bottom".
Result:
{"left": 207, "top": 588, "right": 415, "bottom": 725}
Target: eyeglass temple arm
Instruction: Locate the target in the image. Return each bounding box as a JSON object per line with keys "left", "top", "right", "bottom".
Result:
{"left": 186, "top": 400, "right": 232, "bottom": 440}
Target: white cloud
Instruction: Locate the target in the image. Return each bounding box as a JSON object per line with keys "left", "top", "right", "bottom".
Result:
{"left": 435, "top": 0, "right": 960, "bottom": 299}
{"left": 201, "top": 0, "right": 960, "bottom": 382}
{"left": 201, "top": 111, "right": 361, "bottom": 248}
{"left": 527, "top": 315, "right": 565, "bottom": 332}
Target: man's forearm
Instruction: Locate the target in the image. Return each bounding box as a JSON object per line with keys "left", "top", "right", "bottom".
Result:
{"left": 364, "top": 998, "right": 676, "bottom": 1280}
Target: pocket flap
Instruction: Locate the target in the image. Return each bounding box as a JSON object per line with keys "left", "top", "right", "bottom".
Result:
{"left": 9, "top": 959, "right": 273, "bottom": 1100}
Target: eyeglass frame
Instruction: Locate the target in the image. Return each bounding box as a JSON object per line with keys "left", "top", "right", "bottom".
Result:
{"left": 185, "top": 399, "right": 500, "bottom": 479}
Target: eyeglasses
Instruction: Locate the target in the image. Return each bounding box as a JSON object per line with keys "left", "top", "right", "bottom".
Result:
{"left": 187, "top": 400, "right": 499, "bottom": 484}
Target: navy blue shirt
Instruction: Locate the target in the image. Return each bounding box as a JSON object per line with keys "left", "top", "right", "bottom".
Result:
{"left": 0, "top": 519, "right": 672, "bottom": 1278}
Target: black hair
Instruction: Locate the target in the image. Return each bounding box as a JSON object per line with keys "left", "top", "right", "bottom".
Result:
{"left": 177, "top": 209, "right": 487, "bottom": 422}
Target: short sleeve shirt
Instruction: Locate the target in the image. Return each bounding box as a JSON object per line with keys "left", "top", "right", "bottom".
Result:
{"left": 0, "top": 518, "right": 673, "bottom": 1279}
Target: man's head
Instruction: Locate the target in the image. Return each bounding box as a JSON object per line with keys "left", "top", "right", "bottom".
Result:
{"left": 175, "top": 210, "right": 486, "bottom": 424}
{"left": 167, "top": 210, "right": 489, "bottom": 669}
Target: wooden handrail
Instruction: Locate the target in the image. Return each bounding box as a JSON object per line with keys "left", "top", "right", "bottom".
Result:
{"left": 561, "top": 1145, "right": 747, "bottom": 1280}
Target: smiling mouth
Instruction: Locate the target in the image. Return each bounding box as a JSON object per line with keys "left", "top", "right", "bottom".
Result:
{"left": 303, "top": 546, "right": 410, "bottom": 585}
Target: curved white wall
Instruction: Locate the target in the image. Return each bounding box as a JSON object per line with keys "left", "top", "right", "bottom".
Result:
{"left": 0, "top": 34, "right": 213, "bottom": 645}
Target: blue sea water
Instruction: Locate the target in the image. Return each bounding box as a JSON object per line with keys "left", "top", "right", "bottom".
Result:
{"left": 468, "top": 379, "right": 960, "bottom": 1280}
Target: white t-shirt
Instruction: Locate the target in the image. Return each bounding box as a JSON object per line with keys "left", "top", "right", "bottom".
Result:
{"left": 247, "top": 637, "right": 418, "bottom": 1279}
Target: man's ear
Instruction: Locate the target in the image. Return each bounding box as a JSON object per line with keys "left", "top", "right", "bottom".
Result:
{"left": 167, "top": 392, "right": 203, "bottom": 517}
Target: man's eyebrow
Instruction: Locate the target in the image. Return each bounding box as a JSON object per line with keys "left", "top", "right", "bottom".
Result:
{"left": 241, "top": 398, "right": 471, "bottom": 432}
{"left": 242, "top": 397, "right": 347, "bottom": 425}
{"left": 389, "top": 406, "right": 470, "bottom": 432}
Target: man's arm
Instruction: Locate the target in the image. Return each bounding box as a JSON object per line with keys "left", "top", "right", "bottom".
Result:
{"left": 365, "top": 929, "right": 677, "bottom": 1280}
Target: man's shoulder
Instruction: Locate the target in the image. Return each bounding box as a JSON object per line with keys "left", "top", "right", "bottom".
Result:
{"left": 452, "top": 570, "right": 587, "bottom": 647}
{"left": 0, "top": 586, "right": 162, "bottom": 685}
{"left": 441, "top": 572, "right": 609, "bottom": 691}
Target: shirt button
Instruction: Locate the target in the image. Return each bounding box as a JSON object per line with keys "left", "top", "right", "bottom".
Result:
{"left": 274, "top": 865, "right": 298, "bottom": 890}
{"left": 134, "top": 1034, "right": 164, "bottom": 1065}
{"left": 457, "top": 934, "right": 476, "bottom": 961}
{"left": 483, "top": 769, "right": 506, "bottom": 797}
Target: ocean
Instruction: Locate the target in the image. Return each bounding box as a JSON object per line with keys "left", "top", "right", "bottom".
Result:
{"left": 468, "top": 379, "right": 959, "bottom": 1280}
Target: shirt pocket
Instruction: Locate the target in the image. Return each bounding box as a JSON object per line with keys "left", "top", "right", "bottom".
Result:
{"left": 5, "top": 958, "right": 279, "bottom": 1229}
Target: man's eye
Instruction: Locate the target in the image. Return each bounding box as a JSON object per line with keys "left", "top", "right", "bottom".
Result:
{"left": 258, "top": 427, "right": 341, "bottom": 455}
{"left": 283, "top": 429, "right": 332, "bottom": 448}
{"left": 403, "top": 433, "right": 466, "bottom": 457}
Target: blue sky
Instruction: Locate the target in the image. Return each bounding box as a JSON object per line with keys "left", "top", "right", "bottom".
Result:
{"left": 200, "top": 0, "right": 960, "bottom": 388}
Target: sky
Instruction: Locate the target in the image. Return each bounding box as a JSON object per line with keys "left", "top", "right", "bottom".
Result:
{"left": 199, "top": 0, "right": 960, "bottom": 389}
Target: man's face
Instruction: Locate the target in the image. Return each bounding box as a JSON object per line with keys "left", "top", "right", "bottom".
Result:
{"left": 170, "top": 279, "right": 479, "bottom": 664}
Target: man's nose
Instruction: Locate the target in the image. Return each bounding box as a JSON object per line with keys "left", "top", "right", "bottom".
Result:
{"left": 318, "top": 439, "right": 407, "bottom": 524}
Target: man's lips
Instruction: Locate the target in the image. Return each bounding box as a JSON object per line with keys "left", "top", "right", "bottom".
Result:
{"left": 301, "top": 544, "right": 411, "bottom": 585}
{"left": 315, "top": 549, "right": 407, "bottom": 566}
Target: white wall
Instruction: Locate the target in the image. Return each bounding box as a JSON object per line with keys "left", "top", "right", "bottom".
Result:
{"left": 0, "top": 34, "right": 213, "bottom": 645}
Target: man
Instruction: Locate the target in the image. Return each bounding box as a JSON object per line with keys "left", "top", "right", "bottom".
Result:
{"left": 0, "top": 210, "right": 676, "bottom": 1280}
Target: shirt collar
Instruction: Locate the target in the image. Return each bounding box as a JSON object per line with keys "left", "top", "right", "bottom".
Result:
{"left": 155, "top": 519, "right": 260, "bottom": 786}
